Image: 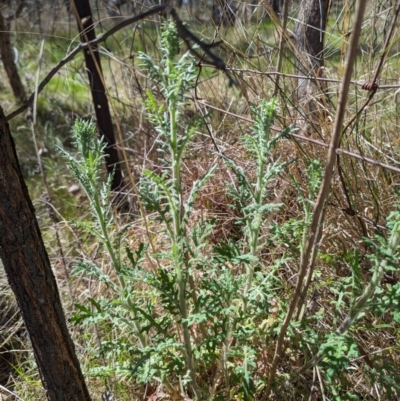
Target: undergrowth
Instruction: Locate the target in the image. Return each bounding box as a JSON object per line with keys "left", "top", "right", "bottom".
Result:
{"left": 54, "top": 20, "right": 400, "bottom": 401}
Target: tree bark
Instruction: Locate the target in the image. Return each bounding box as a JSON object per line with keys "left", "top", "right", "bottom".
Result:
{"left": 0, "top": 107, "right": 91, "bottom": 401}
{"left": 213, "top": 0, "right": 236, "bottom": 26}
{"left": 268, "top": 0, "right": 282, "bottom": 16}
{"left": 0, "top": 11, "right": 26, "bottom": 103}
{"left": 295, "top": 0, "right": 329, "bottom": 70}
{"left": 294, "top": 0, "right": 330, "bottom": 121}
{"left": 71, "top": 0, "right": 123, "bottom": 191}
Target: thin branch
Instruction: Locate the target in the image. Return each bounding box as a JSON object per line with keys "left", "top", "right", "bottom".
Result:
{"left": 262, "top": 1, "right": 367, "bottom": 398}
{"left": 262, "top": 0, "right": 291, "bottom": 97}
{"left": 342, "top": 0, "right": 400, "bottom": 135}
{"left": 6, "top": 4, "right": 233, "bottom": 121}
{"left": 216, "top": 66, "right": 400, "bottom": 90}
{"left": 197, "top": 100, "right": 400, "bottom": 175}
{"left": 165, "top": 7, "right": 236, "bottom": 86}
{"left": 333, "top": 0, "right": 400, "bottom": 244}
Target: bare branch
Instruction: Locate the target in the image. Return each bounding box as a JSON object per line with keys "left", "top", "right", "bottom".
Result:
{"left": 262, "top": 0, "right": 367, "bottom": 397}
{"left": 6, "top": 4, "right": 233, "bottom": 121}
{"left": 197, "top": 99, "right": 400, "bottom": 175}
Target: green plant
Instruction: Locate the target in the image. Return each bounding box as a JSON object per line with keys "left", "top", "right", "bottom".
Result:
{"left": 57, "top": 18, "right": 293, "bottom": 399}
{"left": 222, "top": 98, "right": 289, "bottom": 302}
{"left": 57, "top": 119, "right": 147, "bottom": 356}
{"left": 56, "top": 14, "right": 400, "bottom": 401}
{"left": 293, "top": 200, "right": 400, "bottom": 400}
{"left": 136, "top": 34, "right": 292, "bottom": 397}
{"left": 137, "top": 19, "right": 205, "bottom": 398}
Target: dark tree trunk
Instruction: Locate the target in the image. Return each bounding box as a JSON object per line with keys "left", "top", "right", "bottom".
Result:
{"left": 213, "top": 0, "right": 236, "bottom": 26}
{"left": 0, "top": 107, "right": 91, "bottom": 401}
{"left": 0, "top": 11, "right": 26, "bottom": 103}
{"left": 268, "top": 0, "right": 282, "bottom": 16}
{"left": 72, "top": 0, "right": 123, "bottom": 191}
{"left": 295, "top": 0, "right": 329, "bottom": 71}
{"left": 294, "top": 0, "right": 330, "bottom": 121}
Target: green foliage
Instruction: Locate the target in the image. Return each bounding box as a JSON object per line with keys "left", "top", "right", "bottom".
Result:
{"left": 270, "top": 160, "right": 323, "bottom": 260}
{"left": 223, "top": 99, "right": 290, "bottom": 298}
{"left": 56, "top": 18, "right": 400, "bottom": 401}
{"left": 320, "top": 333, "right": 359, "bottom": 400}
{"left": 57, "top": 20, "right": 291, "bottom": 399}
{"left": 57, "top": 120, "right": 121, "bottom": 274}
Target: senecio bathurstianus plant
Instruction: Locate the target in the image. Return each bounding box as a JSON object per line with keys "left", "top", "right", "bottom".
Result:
{"left": 139, "top": 17, "right": 295, "bottom": 396}
{"left": 57, "top": 120, "right": 147, "bottom": 348}
{"left": 223, "top": 99, "right": 291, "bottom": 305}
{"left": 59, "top": 18, "right": 295, "bottom": 401}
{"left": 138, "top": 19, "right": 204, "bottom": 399}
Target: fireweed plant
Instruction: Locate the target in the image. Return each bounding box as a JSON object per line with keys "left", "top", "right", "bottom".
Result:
{"left": 57, "top": 19, "right": 400, "bottom": 401}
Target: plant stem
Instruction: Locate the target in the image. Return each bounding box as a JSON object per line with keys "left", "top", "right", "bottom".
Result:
{"left": 243, "top": 150, "right": 264, "bottom": 300}
{"left": 167, "top": 67, "right": 201, "bottom": 400}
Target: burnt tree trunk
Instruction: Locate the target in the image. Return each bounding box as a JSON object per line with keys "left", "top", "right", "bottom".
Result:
{"left": 72, "top": 0, "right": 123, "bottom": 191}
{"left": 294, "top": 0, "right": 330, "bottom": 124}
{"left": 0, "top": 11, "right": 26, "bottom": 103}
{"left": 0, "top": 107, "right": 91, "bottom": 401}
